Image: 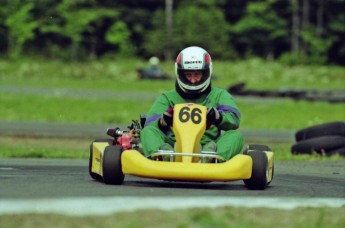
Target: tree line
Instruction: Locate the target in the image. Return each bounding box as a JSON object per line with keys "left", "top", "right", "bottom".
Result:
{"left": 1, "top": 0, "right": 344, "bottom": 65}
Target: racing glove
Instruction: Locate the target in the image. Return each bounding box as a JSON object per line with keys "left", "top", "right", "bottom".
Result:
{"left": 158, "top": 107, "right": 174, "bottom": 131}
{"left": 207, "top": 107, "right": 222, "bottom": 127}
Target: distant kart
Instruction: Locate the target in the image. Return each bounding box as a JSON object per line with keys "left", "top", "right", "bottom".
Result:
{"left": 137, "top": 68, "right": 170, "bottom": 80}
{"left": 89, "top": 103, "right": 274, "bottom": 190}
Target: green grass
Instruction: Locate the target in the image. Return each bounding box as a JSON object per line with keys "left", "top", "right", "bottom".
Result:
{"left": 1, "top": 206, "right": 344, "bottom": 228}
{"left": 1, "top": 59, "right": 343, "bottom": 225}
{"left": 0, "top": 93, "right": 153, "bottom": 124}
{"left": 1, "top": 58, "right": 344, "bottom": 128}
{"left": 0, "top": 93, "right": 343, "bottom": 130}
{"left": 1, "top": 58, "right": 344, "bottom": 91}
{"left": 0, "top": 136, "right": 89, "bottom": 159}
{"left": 0, "top": 136, "right": 343, "bottom": 161}
{"left": 0, "top": 58, "right": 344, "bottom": 159}
{"left": 0, "top": 145, "right": 86, "bottom": 159}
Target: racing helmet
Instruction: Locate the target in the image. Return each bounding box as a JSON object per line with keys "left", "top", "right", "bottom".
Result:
{"left": 175, "top": 46, "right": 213, "bottom": 94}
{"left": 149, "top": 56, "right": 159, "bottom": 66}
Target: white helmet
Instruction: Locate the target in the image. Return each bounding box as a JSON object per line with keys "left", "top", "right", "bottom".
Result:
{"left": 175, "top": 46, "right": 213, "bottom": 94}
{"left": 149, "top": 56, "right": 159, "bottom": 65}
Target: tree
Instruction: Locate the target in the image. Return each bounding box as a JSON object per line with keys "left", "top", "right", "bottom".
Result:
{"left": 0, "top": 0, "right": 343, "bottom": 64}
{"left": 290, "top": 0, "right": 300, "bottom": 56}
{"left": 285, "top": 0, "right": 344, "bottom": 64}
{"left": 173, "top": 5, "right": 232, "bottom": 59}
{"left": 4, "top": 1, "right": 38, "bottom": 59}
{"left": 231, "top": 0, "right": 288, "bottom": 60}
{"left": 142, "top": 10, "right": 167, "bottom": 59}
{"left": 165, "top": 0, "right": 174, "bottom": 61}
{"left": 105, "top": 21, "right": 134, "bottom": 57}
{"left": 325, "top": 0, "right": 345, "bottom": 64}
{"left": 40, "top": 0, "right": 118, "bottom": 60}
{"left": 143, "top": 2, "right": 232, "bottom": 59}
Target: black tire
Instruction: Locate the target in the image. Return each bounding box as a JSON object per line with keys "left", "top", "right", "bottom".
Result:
{"left": 89, "top": 139, "right": 113, "bottom": 181}
{"left": 243, "top": 151, "right": 269, "bottom": 190}
{"left": 102, "top": 145, "right": 124, "bottom": 185}
{"left": 243, "top": 144, "right": 272, "bottom": 155}
{"left": 295, "top": 121, "right": 345, "bottom": 142}
{"left": 291, "top": 136, "right": 345, "bottom": 155}
{"left": 326, "top": 146, "right": 345, "bottom": 157}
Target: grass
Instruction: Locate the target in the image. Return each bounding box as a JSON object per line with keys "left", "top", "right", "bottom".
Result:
{"left": 0, "top": 136, "right": 89, "bottom": 159}
{"left": 0, "top": 58, "right": 344, "bottom": 159}
{"left": 1, "top": 136, "right": 343, "bottom": 161}
{"left": 1, "top": 58, "right": 344, "bottom": 90}
{"left": 1, "top": 59, "right": 344, "bottom": 226}
{"left": 1, "top": 93, "right": 344, "bottom": 129}
{"left": 1, "top": 206, "right": 344, "bottom": 228}
{"left": 0, "top": 93, "right": 153, "bottom": 124}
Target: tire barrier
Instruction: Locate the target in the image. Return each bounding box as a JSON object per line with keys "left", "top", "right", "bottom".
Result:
{"left": 228, "top": 82, "right": 345, "bottom": 103}
{"left": 295, "top": 121, "right": 345, "bottom": 141}
{"left": 291, "top": 122, "right": 345, "bottom": 157}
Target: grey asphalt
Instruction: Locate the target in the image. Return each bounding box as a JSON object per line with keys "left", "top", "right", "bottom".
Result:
{"left": 0, "top": 85, "right": 158, "bottom": 100}
{"left": 1, "top": 158, "right": 344, "bottom": 199}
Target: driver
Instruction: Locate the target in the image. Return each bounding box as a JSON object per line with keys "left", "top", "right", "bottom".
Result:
{"left": 141, "top": 46, "right": 244, "bottom": 161}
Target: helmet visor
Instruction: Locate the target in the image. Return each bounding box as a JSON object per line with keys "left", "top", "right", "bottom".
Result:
{"left": 178, "top": 69, "right": 210, "bottom": 87}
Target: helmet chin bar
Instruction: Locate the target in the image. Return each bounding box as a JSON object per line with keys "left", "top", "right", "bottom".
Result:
{"left": 177, "top": 77, "right": 210, "bottom": 94}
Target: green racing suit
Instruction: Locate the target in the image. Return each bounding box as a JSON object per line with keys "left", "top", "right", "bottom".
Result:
{"left": 141, "top": 87, "right": 245, "bottom": 160}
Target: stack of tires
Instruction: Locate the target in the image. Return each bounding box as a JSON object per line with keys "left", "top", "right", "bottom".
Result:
{"left": 291, "top": 122, "right": 345, "bottom": 157}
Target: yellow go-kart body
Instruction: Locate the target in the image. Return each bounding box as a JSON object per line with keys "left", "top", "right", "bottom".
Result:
{"left": 90, "top": 103, "right": 274, "bottom": 188}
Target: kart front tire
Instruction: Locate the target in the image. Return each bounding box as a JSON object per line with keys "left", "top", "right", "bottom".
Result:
{"left": 102, "top": 145, "right": 124, "bottom": 185}
{"left": 89, "top": 139, "right": 113, "bottom": 181}
{"left": 244, "top": 151, "right": 269, "bottom": 190}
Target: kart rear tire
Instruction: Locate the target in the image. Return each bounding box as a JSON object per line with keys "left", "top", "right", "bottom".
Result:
{"left": 89, "top": 139, "right": 113, "bottom": 181}
{"left": 295, "top": 122, "right": 345, "bottom": 142}
{"left": 244, "top": 151, "right": 269, "bottom": 190}
{"left": 102, "top": 145, "right": 124, "bottom": 185}
{"left": 243, "top": 144, "right": 272, "bottom": 154}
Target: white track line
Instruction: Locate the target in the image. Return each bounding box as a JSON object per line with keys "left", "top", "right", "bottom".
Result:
{"left": 1, "top": 197, "right": 344, "bottom": 216}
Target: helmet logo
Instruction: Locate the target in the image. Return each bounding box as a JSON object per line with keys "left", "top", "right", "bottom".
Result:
{"left": 184, "top": 61, "right": 202, "bottom": 64}
{"left": 184, "top": 55, "right": 201, "bottom": 64}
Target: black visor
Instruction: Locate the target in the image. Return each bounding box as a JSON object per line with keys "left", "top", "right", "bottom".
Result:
{"left": 177, "top": 69, "right": 210, "bottom": 86}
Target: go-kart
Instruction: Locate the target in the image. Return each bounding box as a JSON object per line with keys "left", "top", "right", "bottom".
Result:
{"left": 89, "top": 103, "right": 274, "bottom": 190}
{"left": 137, "top": 68, "right": 170, "bottom": 80}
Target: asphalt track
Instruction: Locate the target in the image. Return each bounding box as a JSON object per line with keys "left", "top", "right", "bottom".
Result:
{"left": 1, "top": 158, "right": 345, "bottom": 199}
{"left": 1, "top": 157, "right": 345, "bottom": 215}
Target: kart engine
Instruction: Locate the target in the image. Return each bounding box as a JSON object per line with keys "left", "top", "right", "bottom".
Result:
{"left": 106, "top": 120, "right": 143, "bottom": 151}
